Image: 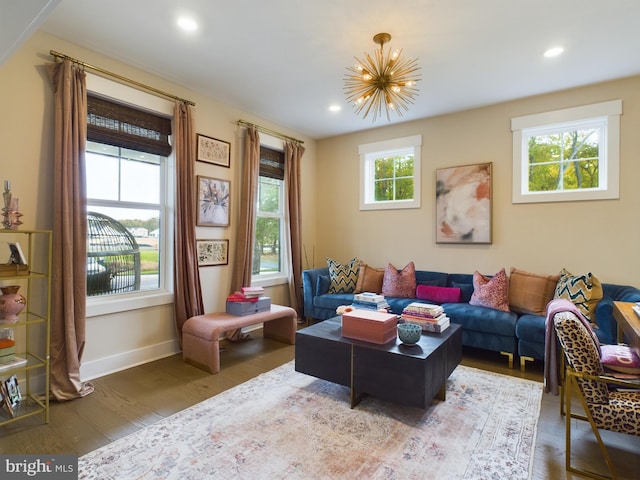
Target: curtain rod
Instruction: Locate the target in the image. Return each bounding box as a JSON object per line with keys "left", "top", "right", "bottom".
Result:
{"left": 50, "top": 50, "right": 196, "bottom": 106}
{"left": 237, "top": 120, "right": 304, "bottom": 145}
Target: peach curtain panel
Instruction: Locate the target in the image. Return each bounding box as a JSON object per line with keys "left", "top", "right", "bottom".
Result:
{"left": 173, "top": 101, "right": 204, "bottom": 339}
{"left": 228, "top": 127, "right": 260, "bottom": 341}
{"left": 47, "top": 60, "right": 94, "bottom": 401}
{"left": 285, "top": 141, "right": 305, "bottom": 316}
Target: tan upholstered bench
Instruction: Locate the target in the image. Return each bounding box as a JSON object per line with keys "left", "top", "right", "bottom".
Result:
{"left": 182, "top": 304, "right": 297, "bottom": 373}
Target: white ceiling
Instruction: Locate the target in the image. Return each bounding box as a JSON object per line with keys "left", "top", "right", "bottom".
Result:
{"left": 6, "top": 0, "right": 640, "bottom": 139}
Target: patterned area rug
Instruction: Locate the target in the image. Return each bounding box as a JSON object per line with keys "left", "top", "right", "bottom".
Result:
{"left": 79, "top": 362, "right": 542, "bottom": 480}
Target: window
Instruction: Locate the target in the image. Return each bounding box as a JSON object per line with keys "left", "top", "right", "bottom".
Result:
{"left": 86, "top": 141, "right": 165, "bottom": 295}
{"left": 359, "top": 135, "right": 422, "bottom": 210}
{"left": 84, "top": 83, "right": 174, "bottom": 315}
{"left": 511, "top": 100, "right": 621, "bottom": 203}
{"left": 251, "top": 142, "right": 288, "bottom": 287}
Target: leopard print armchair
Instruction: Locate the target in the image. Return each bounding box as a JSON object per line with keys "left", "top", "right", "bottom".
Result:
{"left": 553, "top": 310, "right": 640, "bottom": 479}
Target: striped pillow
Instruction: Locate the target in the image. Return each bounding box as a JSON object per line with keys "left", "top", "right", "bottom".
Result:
{"left": 326, "top": 257, "right": 359, "bottom": 293}
{"left": 554, "top": 268, "right": 593, "bottom": 319}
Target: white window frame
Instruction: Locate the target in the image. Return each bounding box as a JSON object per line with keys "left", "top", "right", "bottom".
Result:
{"left": 251, "top": 134, "right": 289, "bottom": 288}
{"left": 359, "top": 135, "right": 422, "bottom": 210}
{"left": 511, "top": 100, "right": 621, "bottom": 203}
{"left": 85, "top": 73, "right": 174, "bottom": 317}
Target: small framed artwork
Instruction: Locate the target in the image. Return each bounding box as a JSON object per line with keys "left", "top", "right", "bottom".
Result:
{"left": 197, "top": 176, "right": 230, "bottom": 227}
{"left": 196, "top": 239, "right": 229, "bottom": 266}
{"left": 5, "top": 375, "right": 21, "bottom": 407}
{"left": 7, "top": 242, "right": 26, "bottom": 265}
{"left": 435, "top": 162, "right": 492, "bottom": 244}
{"left": 197, "top": 134, "right": 230, "bottom": 168}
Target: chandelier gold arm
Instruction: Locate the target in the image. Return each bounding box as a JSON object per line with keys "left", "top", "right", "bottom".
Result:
{"left": 344, "top": 32, "right": 421, "bottom": 121}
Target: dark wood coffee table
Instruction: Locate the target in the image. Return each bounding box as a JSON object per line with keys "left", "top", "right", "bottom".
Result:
{"left": 295, "top": 316, "right": 462, "bottom": 409}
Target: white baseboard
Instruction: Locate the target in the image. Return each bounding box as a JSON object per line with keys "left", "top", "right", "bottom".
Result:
{"left": 80, "top": 339, "right": 181, "bottom": 381}
{"left": 79, "top": 323, "right": 262, "bottom": 381}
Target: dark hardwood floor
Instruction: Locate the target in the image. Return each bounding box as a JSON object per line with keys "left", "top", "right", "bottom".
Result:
{"left": 1, "top": 328, "right": 639, "bottom": 479}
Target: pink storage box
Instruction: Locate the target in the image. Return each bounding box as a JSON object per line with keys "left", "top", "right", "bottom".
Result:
{"left": 341, "top": 310, "right": 398, "bottom": 344}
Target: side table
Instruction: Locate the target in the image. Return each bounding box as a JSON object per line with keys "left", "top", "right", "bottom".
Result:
{"left": 612, "top": 301, "right": 640, "bottom": 358}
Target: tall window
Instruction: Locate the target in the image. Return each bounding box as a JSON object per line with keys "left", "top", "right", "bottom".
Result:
{"left": 85, "top": 94, "right": 172, "bottom": 298}
{"left": 359, "top": 135, "right": 422, "bottom": 210}
{"left": 511, "top": 100, "right": 621, "bottom": 203}
{"left": 252, "top": 145, "right": 287, "bottom": 285}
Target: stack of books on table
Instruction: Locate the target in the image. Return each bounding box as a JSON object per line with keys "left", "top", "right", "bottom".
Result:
{"left": 240, "top": 286, "right": 265, "bottom": 300}
{"left": 401, "top": 302, "right": 450, "bottom": 333}
{"left": 226, "top": 286, "right": 270, "bottom": 316}
{"left": 352, "top": 292, "right": 389, "bottom": 311}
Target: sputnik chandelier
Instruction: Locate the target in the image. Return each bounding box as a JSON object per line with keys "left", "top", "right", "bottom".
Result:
{"left": 344, "top": 33, "right": 421, "bottom": 121}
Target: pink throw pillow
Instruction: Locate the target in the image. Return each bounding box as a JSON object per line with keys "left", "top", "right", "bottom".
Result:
{"left": 600, "top": 344, "right": 640, "bottom": 374}
{"left": 381, "top": 262, "right": 417, "bottom": 298}
{"left": 469, "top": 268, "right": 510, "bottom": 312}
{"left": 416, "top": 285, "right": 461, "bottom": 303}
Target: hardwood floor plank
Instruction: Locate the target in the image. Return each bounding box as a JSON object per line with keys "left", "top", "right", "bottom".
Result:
{"left": 1, "top": 328, "right": 639, "bottom": 479}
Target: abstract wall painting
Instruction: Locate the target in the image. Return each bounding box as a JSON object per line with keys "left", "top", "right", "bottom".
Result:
{"left": 435, "top": 162, "right": 492, "bottom": 244}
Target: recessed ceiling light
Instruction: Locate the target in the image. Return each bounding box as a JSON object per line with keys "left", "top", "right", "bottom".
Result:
{"left": 177, "top": 17, "right": 198, "bottom": 32}
{"left": 543, "top": 46, "right": 564, "bottom": 58}
{"left": 329, "top": 105, "right": 342, "bottom": 112}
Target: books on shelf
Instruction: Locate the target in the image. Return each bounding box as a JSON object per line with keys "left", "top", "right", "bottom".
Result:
{"left": 0, "top": 356, "right": 27, "bottom": 374}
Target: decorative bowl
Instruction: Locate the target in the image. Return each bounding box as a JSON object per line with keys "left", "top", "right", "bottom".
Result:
{"left": 397, "top": 323, "right": 422, "bottom": 345}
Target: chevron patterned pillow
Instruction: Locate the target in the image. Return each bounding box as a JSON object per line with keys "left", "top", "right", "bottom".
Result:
{"left": 326, "top": 257, "right": 359, "bottom": 294}
{"left": 554, "top": 268, "right": 593, "bottom": 319}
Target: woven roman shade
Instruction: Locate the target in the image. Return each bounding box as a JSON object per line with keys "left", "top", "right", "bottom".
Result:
{"left": 87, "top": 94, "right": 172, "bottom": 156}
{"left": 259, "top": 146, "right": 284, "bottom": 180}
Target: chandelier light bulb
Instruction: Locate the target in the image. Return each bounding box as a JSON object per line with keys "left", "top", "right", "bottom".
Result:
{"left": 344, "top": 32, "right": 421, "bottom": 121}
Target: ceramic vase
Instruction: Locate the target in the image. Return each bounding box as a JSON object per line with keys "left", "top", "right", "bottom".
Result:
{"left": 0, "top": 285, "right": 26, "bottom": 322}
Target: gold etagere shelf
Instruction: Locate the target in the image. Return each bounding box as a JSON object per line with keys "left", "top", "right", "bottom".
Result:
{"left": 0, "top": 229, "right": 52, "bottom": 427}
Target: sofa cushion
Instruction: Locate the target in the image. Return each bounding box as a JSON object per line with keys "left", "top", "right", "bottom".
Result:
{"left": 326, "top": 257, "right": 359, "bottom": 294}
{"left": 314, "top": 293, "right": 355, "bottom": 311}
{"left": 353, "top": 262, "right": 385, "bottom": 294}
{"left": 416, "top": 285, "right": 461, "bottom": 303}
{"left": 509, "top": 267, "right": 559, "bottom": 315}
{"left": 415, "top": 270, "right": 449, "bottom": 287}
{"left": 451, "top": 282, "right": 474, "bottom": 303}
{"left": 469, "top": 268, "right": 510, "bottom": 312}
{"left": 554, "top": 268, "right": 593, "bottom": 320}
{"left": 515, "top": 313, "right": 547, "bottom": 345}
{"left": 444, "top": 302, "right": 517, "bottom": 337}
{"left": 382, "top": 262, "right": 417, "bottom": 298}
{"left": 316, "top": 275, "right": 330, "bottom": 296}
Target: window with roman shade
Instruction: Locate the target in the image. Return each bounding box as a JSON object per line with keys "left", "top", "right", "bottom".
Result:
{"left": 87, "top": 94, "right": 172, "bottom": 156}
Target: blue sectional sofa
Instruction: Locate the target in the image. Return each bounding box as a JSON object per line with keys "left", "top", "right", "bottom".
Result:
{"left": 302, "top": 267, "right": 640, "bottom": 367}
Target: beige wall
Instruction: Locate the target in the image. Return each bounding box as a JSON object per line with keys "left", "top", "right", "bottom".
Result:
{"left": 0, "top": 30, "right": 318, "bottom": 379}
{"left": 316, "top": 76, "right": 640, "bottom": 287}
{"left": 3, "top": 29, "right": 638, "bottom": 380}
